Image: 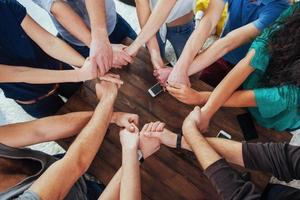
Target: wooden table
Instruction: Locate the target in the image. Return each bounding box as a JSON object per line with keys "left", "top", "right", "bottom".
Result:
{"left": 58, "top": 39, "right": 292, "bottom": 200}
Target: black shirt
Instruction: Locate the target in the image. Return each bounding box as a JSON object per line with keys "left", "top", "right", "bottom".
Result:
{"left": 0, "top": 0, "right": 60, "bottom": 101}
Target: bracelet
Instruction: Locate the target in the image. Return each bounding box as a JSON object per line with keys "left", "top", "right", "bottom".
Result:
{"left": 137, "top": 150, "right": 144, "bottom": 164}
{"left": 176, "top": 134, "right": 182, "bottom": 150}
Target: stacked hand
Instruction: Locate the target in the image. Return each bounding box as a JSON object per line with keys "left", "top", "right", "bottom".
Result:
{"left": 112, "top": 44, "right": 133, "bottom": 68}
{"left": 112, "top": 112, "right": 139, "bottom": 132}
{"left": 90, "top": 38, "right": 113, "bottom": 76}
{"left": 95, "top": 73, "right": 123, "bottom": 100}
{"left": 77, "top": 57, "right": 98, "bottom": 81}
{"left": 120, "top": 124, "right": 140, "bottom": 150}
{"left": 183, "top": 106, "right": 210, "bottom": 134}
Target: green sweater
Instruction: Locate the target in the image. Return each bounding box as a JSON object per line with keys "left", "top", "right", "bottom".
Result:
{"left": 243, "top": 2, "right": 300, "bottom": 131}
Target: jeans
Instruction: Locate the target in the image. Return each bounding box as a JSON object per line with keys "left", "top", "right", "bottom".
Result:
{"left": 157, "top": 19, "right": 195, "bottom": 59}
{"left": 20, "top": 66, "right": 82, "bottom": 118}
{"left": 66, "top": 13, "right": 137, "bottom": 57}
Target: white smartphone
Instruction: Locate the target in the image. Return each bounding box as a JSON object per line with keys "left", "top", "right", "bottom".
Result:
{"left": 217, "top": 130, "right": 232, "bottom": 140}
{"left": 148, "top": 82, "right": 164, "bottom": 97}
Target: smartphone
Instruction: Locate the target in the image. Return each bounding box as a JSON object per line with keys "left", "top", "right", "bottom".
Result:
{"left": 148, "top": 82, "right": 164, "bottom": 97}
{"left": 237, "top": 113, "right": 258, "bottom": 141}
{"left": 217, "top": 130, "right": 232, "bottom": 140}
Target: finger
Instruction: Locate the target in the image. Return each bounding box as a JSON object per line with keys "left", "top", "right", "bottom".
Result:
{"left": 166, "top": 86, "right": 180, "bottom": 95}
{"left": 99, "top": 76, "right": 124, "bottom": 85}
{"left": 168, "top": 82, "right": 183, "bottom": 89}
{"left": 106, "top": 73, "right": 120, "bottom": 79}
{"left": 146, "top": 122, "right": 154, "bottom": 132}
{"left": 151, "top": 121, "right": 160, "bottom": 132}
{"left": 120, "top": 51, "right": 133, "bottom": 64}
{"left": 141, "top": 123, "right": 149, "bottom": 133}
{"left": 153, "top": 70, "right": 158, "bottom": 77}
{"left": 129, "top": 115, "right": 139, "bottom": 126}
{"left": 156, "top": 122, "right": 165, "bottom": 131}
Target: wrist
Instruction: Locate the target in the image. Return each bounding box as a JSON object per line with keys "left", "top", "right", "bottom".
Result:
{"left": 201, "top": 106, "right": 213, "bottom": 120}
{"left": 91, "top": 27, "right": 108, "bottom": 39}
{"left": 110, "top": 112, "right": 118, "bottom": 124}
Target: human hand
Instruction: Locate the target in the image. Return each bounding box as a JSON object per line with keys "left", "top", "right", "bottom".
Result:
{"left": 153, "top": 67, "right": 172, "bottom": 87}
{"left": 139, "top": 122, "right": 163, "bottom": 159}
{"left": 124, "top": 42, "right": 139, "bottom": 57}
{"left": 166, "top": 83, "right": 204, "bottom": 105}
{"left": 90, "top": 37, "right": 113, "bottom": 76}
{"left": 119, "top": 124, "right": 139, "bottom": 150}
{"left": 111, "top": 112, "right": 139, "bottom": 132}
{"left": 111, "top": 44, "right": 133, "bottom": 68}
{"left": 167, "top": 67, "right": 190, "bottom": 87}
{"left": 95, "top": 74, "right": 123, "bottom": 100}
{"left": 182, "top": 106, "right": 210, "bottom": 135}
{"left": 77, "top": 57, "right": 98, "bottom": 81}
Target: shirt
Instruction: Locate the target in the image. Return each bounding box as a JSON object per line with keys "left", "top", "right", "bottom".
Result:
{"left": 150, "top": 0, "right": 194, "bottom": 42}
{"left": 204, "top": 142, "right": 300, "bottom": 200}
{"left": 243, "top": 3, "right": 300, "bottom": 131}
{"left": 0, "top": 0, "right": 60, "bottom": 101}
{"left": 33, "top": 0, "right": 117, "bottom": 47}
{"left": 0, "top": 143, "right": 88, "bottom": 200}
{"left": 222, "top": 0, "right": 289, "bottom": 65}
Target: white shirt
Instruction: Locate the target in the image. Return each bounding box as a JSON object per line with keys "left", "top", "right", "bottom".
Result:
{"left": 150, "top": 0, "right": 195, "bottom": 42}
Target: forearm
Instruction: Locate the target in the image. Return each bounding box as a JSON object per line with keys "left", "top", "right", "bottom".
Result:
{"left": 51, "top": 0, "right": 92, "bottom": 47}
{"left": 196, "top": 90, "right": 256, "bottom": 107}
{"left": 184, "top": 125, "right": 221, "bottom": 170}
{"left": 188, "top": 24, "right": 260, "bottom": 76}
{"left": 120, "top": 148, "right": 141, "bottom": 200}
{"left": 85, "top": 0, "right": 108, "bottom": 39}
{"left": 132, "top": 0, "right": 176, "bottom": 50}
{"left": 201, "top": 51, "right": 255, "bottom": 119}
{"left": 0, "top": 64, "right": 82, "bottom": 84}
{"left": 65, "top": 96, "right": 115, "bottom": 172}
{"left": 98, "top": 168, "right": 122, "bottom": 200}
{"left": 0, "top": 112, "right": 93, "bottom": 148}
{"left": 175, "top": 16, "right": 216, "bottom": 72}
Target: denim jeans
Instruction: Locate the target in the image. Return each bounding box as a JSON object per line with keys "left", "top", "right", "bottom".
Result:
{"left": 157, "top": 19, "right": 195, "bottom": 59}
{"left": 66, "top": 13, "right": 137, "bottom": 57}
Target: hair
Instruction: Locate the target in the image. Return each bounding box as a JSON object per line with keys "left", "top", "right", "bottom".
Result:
{"left": 262, "top": 8, "right": 300, "bottom": 88}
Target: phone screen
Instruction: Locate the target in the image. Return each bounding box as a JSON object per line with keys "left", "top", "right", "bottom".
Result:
{"left": 148, "top": 83, "right": 164, "bottom": 97}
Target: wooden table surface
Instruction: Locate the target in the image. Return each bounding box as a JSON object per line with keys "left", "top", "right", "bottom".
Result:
{"left": 58, "top": 39, "right": 292, "bottom": 200}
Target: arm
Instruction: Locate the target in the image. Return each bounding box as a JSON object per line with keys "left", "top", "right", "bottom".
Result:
{"left": 167, "top": 82, "right": 256, "bottom": 106}
{"left": 182, "top": 107, "right": 260, "bottom": 200}
{"left": 0, "top": 58, "right": 97, "bottom": 84}
{"left": 28, "top": 80, "right": 118, "bottom": 200}
{"left": 0, "top": 112, "right": 92, "bottom": 148}
{"left": 128, "top": 0, "right": 176, "bottom": 59}
{"left": 51, "top": 0, "right": 91, "bottom": 47}
{"left": 85, "top": 0, "right": 113, "bottom": 75}
{"left": 167, "top": 0, "right": 225, "bottom": 85}
{"left": 187, "top": 24, "right": 260, "bottom": 75}
{"left": 199, "top": 50, "right": 255, "bottom": 131}
{"left": 21, "top": 15, "right": 85, "bottom": 67}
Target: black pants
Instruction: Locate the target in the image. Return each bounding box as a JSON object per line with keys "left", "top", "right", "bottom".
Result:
{"left": 20, "top": 82, "right": 81, "bottom": 118}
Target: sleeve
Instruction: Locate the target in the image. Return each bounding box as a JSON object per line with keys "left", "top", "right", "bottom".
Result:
{"left": 3, "top": 0, "right": 27, "bottom": 24}
{"left": 252, "top": 3, "right": 289, "bottom": 32}
{"left": 31, "top": 0, "right": 55, "bottom": 14}
{"left": 204, "top": 159, "right": 261, "bottom": 200}
{"left": 16, "top": 190, "right": 41, "bottom": 200}
{"left": 243, "top": 142, "right": 300, "bottom": 182}
{"left": 254, "top": 86, "right": 298, "bottom": 118}
{"left": 249, "top": 4, "right": 298, "bottom": 72}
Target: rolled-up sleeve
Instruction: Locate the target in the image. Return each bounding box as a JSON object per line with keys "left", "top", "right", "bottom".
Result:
{"left": 204, "top": 159, "right": 260, "bottom": 200}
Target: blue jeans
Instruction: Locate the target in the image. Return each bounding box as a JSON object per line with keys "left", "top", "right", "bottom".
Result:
{"left": 67, "top": 13, "right": 137, "bottom": 57}
{"left": 157, "top": 19, "right": 195, "bottom": 59}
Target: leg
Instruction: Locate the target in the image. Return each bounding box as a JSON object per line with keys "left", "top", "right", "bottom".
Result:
{"left": 19, "top": 95, "right": 65, "bottom": 118}
{"left": 167, "top": 20, "right": 195, "bottom": 59}
{"left": 109, "top": 13, "right": 137, "bottom": 43}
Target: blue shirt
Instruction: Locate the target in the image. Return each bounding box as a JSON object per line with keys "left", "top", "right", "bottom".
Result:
{"left": 222, "top": 0, "right": 289, "bottom": 65}
{"left": 0, "top": 0, "right": 60, "bottom": 101}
